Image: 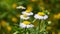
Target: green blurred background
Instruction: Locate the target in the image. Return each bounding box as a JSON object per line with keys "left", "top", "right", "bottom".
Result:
{"left": 0, "top": 0, "right": 60, "bottom": 34}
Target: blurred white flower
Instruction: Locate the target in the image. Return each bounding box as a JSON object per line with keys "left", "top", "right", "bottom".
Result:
{"left": 19, "top": 21, "right": 34, "bottom": 28}
{"left": 20, "top": 23, "right": 34, "bottom": 28}
{"left": 34, "top": 12, "right": 48, "bottom": 20}
{"left": 22, "top": 11, "right": 33, "bottom": 16}
{"left": 16, "top": 6, "right": 26, "bottom": 9}
{"left": 20, "top": 15, "right": 30, "bottom": 20}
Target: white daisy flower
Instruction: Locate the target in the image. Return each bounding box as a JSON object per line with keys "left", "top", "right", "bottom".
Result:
{"left": 20, "top": 14, "right": 30, "bottom": 20}
{"left": 34, "top": 12, "right": 48, "bottom": 20}
{"left": 16, "top": 6, "right": 26, "bottom": 9}
{"left": 22, "top": 11, "right": 33, "bottom": 16}
{"left": 19, "top": 21, "right": 34, "bottom": 28}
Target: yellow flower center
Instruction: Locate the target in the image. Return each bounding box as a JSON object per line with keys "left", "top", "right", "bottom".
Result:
{"left": 23, "top": 14, "right": 27, "bottom": 18}
{"left": 37, "top": 12, "right": 45, "bottom": 16}
{"left": 23, "top": 21, "right": 30, "bottom": 25}
{"left": 25, "top": 10, "right": 31, "bottom": 13}
{"left": 25, "top": 5, "right": 32, "bottom": 13}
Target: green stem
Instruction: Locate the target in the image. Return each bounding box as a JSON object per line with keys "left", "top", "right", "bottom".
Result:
{"left": 40, "top": 20, "right": 47, "bottom": 34}
{"left": 34, "top": 27, "right": 37, "bottom": 34}
{"left": 24, "top": 28, "right": 27, "bottom": 34}
{"left": 38, "top": 20, "right": 40, "bottom": 34}
{"left": 28, "top": 29, "right": 30, "bottom": 34}
{"left": 33, "top": 19, "right": 37, "bottom": 23}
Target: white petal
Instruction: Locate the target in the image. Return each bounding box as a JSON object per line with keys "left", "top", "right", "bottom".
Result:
{"left": 26, "top": 25, "right": 31, "bottom": 28}
{"left": 22, "top": 11, "right": 33, "bottom": 16}
{"left": 27, "top": 24, "right": 34, "bottom": 28}
{"left": 29, "top": 12, "right": 33, "bottom": 15}
{"left": 43, "top": 15, "right": 48, "bottom": 20}
{"left": 29, "top": 24, "right": 34, "bottom": 28}
{"left": 39, "top": 16, "right": 44, "bottom": 20}
{"left": 34, "top": 14, "right": 40, "bottom": 19}
{"left": 20, "top": 23, "right": 27, "bottom": 28}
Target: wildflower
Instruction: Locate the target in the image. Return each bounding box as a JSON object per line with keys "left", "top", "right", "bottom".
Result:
{"left": 22, "top": 5, "right": 33, "bottom": 16}
{"left": 6, "top": 26, "right": 12, "bottom": 32}
{"left": 22, "top": 10, "right": 33, "bottom": 16}
{"left": 1, "top": 20, "right": 7, "bottom": 27}
{"left": 34, "top": 12, "right": 48, "bottom": 20}
{"left": 20, "top": 14, "right": 30, "bottom": 20}
{"left": 20, "top": 21, "right": 34, "bottom": 28}
{"left": 12, "top": 3, "right": 17, "bottom": 9}
{"left": 12, "top": 17, "right": 18, "bottom": 22}
{"left": 16, "top": 6, "right": 26, "bottom": 9}
{"left": 54, "top": 14, "right": 60, "bottom": 19}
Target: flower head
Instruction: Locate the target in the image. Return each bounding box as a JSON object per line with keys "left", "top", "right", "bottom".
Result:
{"left": 21, "top": 5, "right": 33, "bottom": 16}
{"left": 20, "top": 21, "right": 34, "bottom": 28}
{"left": 34, "top": 12, "right": 48, "bottom": 20}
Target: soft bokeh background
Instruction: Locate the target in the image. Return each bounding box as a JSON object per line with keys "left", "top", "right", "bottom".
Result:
{"left": 0, "top": 0, "right": 60, "bottom": 34}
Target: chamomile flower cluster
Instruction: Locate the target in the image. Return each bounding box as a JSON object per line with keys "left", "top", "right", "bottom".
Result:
{"left": 19, "top": 6, "right": 33, "bottom": 20}
{"left": 18, "top": 5, "right": 48, "bottom": 29}
{"left": 20, "top": 21, "right": 34, "bottom": 28}
{"left": 18, "top": 6, "right": 34, "bottom": 28}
